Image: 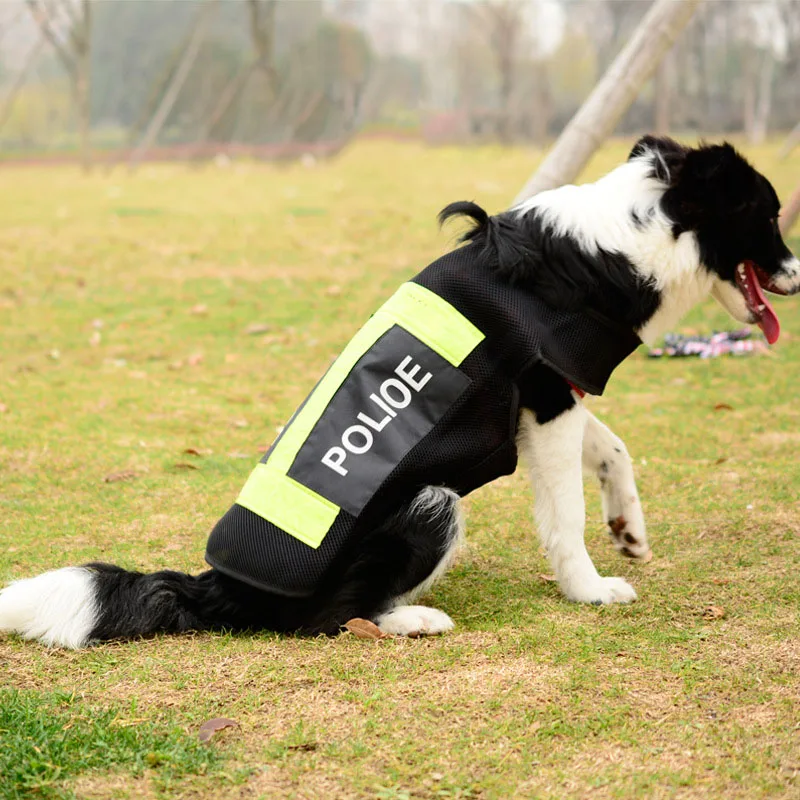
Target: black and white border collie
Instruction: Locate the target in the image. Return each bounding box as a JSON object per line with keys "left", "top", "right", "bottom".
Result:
{"left": 2, "top": 136, "right": 798, "bottom": 648}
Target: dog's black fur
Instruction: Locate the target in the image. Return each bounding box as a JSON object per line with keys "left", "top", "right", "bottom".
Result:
{"left": 85, "top": 482, "right": 462, "bottom": 638}
{"left": 437, "top": 200, "right": 663, "bottom": 328}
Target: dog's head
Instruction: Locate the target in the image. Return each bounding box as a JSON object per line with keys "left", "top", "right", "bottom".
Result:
{"left": 630, "top": 135, "right": 800, "bottom": 343}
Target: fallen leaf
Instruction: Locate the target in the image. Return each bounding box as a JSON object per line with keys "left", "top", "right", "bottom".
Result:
{"left": 288, "top": 742, "right": 317, "bottom": 752}
{"left": 183, "top": 448, "right": 202, "bottom": 456}
{"left": 89, "top": 331, "right": 101, "bottom": 346}
{"left": 538, "top": 574, "right": 557, "bottom": 582}
{"left": 168, "top": 360, "right": 184, "bottom": 370}
{"left": 714, "top": 457, "right": 728, "bottom": 465}
{"left": 0, "top": 403, "right": 7, "bottom": 413}
{"left": 103, "top": 470, "right": 138, "bottom": 483}
{"left": 257, "top": 445, "right": 268, "bottom": 453}
{"left": 711, "top": 578, "right": 731, "bottom": 585}
{"left": 187, "top": 353, "right": 204, "bottom": 367}
{"left": 343, "top": 618, "right": 387, "bottom": 640}
{"left": 190, "top": 304, "right": 208, "bottom": 316}
{"left": 227, "top": 452, "right": 251, "bottom": 459}
{"left": 702, "top": 605, "right": 725, "bottom": 620}
{"left": 244, "top": 323, "right": 271, "bottom": 336}
{"left": 713, "top": 403, "right": 734, "bottom": 411}
{"left": 231, "top": 419, "right": 248, "bottom": 428}
{"left": 198, "top": 718, "right": 238, "bottom": 743}
{"left": 325, "top": 285, "right": 342, "bottom": 296}
{"left": 129, "top": 370, "right": 147, "bottom": 379}
{"left": 172, "top": 462, "right": 198, "bottom": 470}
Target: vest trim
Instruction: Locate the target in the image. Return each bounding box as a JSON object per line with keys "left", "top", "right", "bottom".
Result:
{"left": 236, "top": 463, "right": 339, "bottom": 549}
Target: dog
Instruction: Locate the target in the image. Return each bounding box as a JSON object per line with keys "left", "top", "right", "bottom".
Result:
{"left": 1, "top": 135, "right": 798, "bottom": 648}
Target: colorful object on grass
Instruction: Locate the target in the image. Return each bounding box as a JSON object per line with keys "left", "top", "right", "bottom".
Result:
{"left": 648, "top": 329, "right": 770, "bottom": 359}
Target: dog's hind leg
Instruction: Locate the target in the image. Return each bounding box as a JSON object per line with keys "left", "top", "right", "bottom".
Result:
{"left": 582, "top": 412, "right": 651, "bottom": 560}
{"left": 374, "top": 486, "right": 464, "bottom": 637}
{"left": 518, "top": 406, "right": 637, "bottom": 605}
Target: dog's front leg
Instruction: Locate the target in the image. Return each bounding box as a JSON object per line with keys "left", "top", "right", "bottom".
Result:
{"left": 582, "top": 411, "right": 651, "bottom": 560}
{"left": 519, "top": 406, "right": 637, "bottom": 604}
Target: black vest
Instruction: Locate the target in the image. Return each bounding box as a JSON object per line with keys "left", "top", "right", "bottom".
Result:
{"left": 205, "top": 243, "right": 641, "bottom": 596}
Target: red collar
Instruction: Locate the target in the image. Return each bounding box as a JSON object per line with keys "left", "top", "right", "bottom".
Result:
{"left": 567, "top": 381, "right": 586, "bottom": 398}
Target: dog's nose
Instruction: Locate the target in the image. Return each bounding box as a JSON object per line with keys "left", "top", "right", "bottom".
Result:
{"left": 764, "top": 256, "right": 800, "bottom": 295}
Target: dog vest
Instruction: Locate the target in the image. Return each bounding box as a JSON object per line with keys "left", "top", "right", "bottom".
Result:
{"left": 205, "top": 243, "right": 641, "bottom": 596}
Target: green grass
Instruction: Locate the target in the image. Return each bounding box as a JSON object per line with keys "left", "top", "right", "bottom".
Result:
{"left": 1, "top": 137, "right": 799, "bottom": 798}
{"left": 0, "top": 689, "right": 229, "bottom": 799}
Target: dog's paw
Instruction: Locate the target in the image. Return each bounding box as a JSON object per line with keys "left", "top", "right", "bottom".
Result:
{"left": 375, "top": 605, "right": 454, "bottom": 637}
{"left": 564, "top": 576, "right": 638, "bottom": 605}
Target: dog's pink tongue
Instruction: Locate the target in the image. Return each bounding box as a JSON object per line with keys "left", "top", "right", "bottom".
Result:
{"left": 741, "top": 261, "right": 780, "bottom": 345}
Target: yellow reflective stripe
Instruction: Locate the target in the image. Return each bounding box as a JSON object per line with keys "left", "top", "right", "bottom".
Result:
{"left": 267, "top": 312, "right": 394, "bottom": 474}
{"left": 382, "top": 282, "right": 485, "bottom": 367}
{"left": 236, "top": 463, "right": 339, "bottom": 549}
{"left": 238, "top": 281, "right": 485, "bottom": 548}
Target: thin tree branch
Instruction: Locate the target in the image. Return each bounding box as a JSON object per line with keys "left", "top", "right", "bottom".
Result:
{"left": 0, "top": 34, "right": 46, "bottom": 133}
{"left": 192, "top": 60, "right": 257, "bottom": 149}
{"left": 129, "top": 0, "right": 219, "bottom": 168}
{"left": 25, "top": 0, "right": 76, "bottom": 79}
{"left": 0, "top": 5, "right": 26, "bottom": 47}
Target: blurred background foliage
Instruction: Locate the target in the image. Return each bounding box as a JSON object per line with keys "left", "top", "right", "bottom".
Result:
{"left": 0, "top": 0, "right": 798, "bottom": 162}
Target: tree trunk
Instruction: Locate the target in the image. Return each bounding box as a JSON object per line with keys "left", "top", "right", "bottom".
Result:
{"left": 514, "top": 0, "right": 701, "bottom": 205}
{"left": 779, "top": 183, "right": 800, "bottom": 237}
{"left": 25, "top": 0, "right": 93, "bottom": 170}
{"left": 193, "top": 61, "right": 256, "bottom": 152}
{"left": 0, "top": 34, "right": 45, "bottom": 133}
{"left": 653, "top": 50, "right": 672, "bottom": 134}
{"left": 129, "top": 0, "right": 218, "bottom": 168}
{"left": 779, "top": 118, "right": 800, "bottom": 160}
{"left": 749, "top": 51, "right": 775, "bottom": 145}
{"left": 77, "top": 0, "right": 92, "bottom": 172}
{"left": 190, "top": 0, "right": 277, "bottom": 157}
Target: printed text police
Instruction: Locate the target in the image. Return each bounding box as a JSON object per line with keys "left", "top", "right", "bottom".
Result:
{"left": 321, "top": 356, "right": 432, "bottom": 476}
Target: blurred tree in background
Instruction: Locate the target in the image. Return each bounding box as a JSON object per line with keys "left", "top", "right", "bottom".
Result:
{"left": 0, "top": 0, "right": 798, "bottom": 162}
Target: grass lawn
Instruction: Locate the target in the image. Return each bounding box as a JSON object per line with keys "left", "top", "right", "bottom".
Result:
{"left": 0, "top": 138, "right": 798, "bottom": 799}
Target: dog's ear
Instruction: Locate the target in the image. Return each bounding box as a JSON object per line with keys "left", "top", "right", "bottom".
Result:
{"left": 665, "top": 142, "right": 759, "bottom": 229}
{"left": 680, "top": 143, "right": 757, "bottom": 212}
{"left": 628, "top": 135, "right": 666, "bottom": 160}
{"left": 629, "top": 135, "right": 687, "bottom": 185}
{"left": 682, "top": 142, "right": 740, "bottom": 182}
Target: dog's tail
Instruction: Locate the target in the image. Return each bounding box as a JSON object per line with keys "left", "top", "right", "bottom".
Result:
{"left": 438, "top": 201, "right": 532, "bottom": 277}
{"left": 0, "top": 563, "right": 266, "bottom": 649}
{"left": 438, "top": 201, "right": 490, "bottom": 242}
